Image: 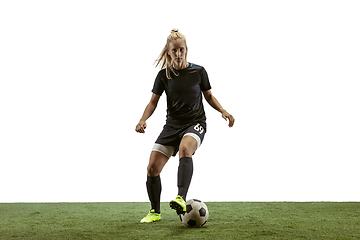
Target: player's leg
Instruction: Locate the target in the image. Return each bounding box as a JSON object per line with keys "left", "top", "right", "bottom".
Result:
{"left": 178, "top": 124, "right": 204, "bottom": 201}
{"left": 141, "top": 144, "right": 175, "bottom": 223}
{"left": 170, "top": 124, "right": 205, "bottom": 214}
{"left": 169, "top": 136, "right": 197, "bottom": 214}
{"left": 178, "top": 135, "right": 198, "bottom": 199}
{"left": 146, "top": 151, "right": 169, "bottom": 212}
{"left": 141, "top": 151, "right": 168, "bottom": 223}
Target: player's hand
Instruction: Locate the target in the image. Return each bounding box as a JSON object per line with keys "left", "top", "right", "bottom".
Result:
{"left": 221, "top": 111, "right": 235, "bottom": 127}
{"left": 135, "top": 120, "right": 147, "bottom": 133}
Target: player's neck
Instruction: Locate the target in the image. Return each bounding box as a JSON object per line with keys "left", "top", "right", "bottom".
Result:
{"left": 173, "top": 62, "right": 189, "bottom": 70}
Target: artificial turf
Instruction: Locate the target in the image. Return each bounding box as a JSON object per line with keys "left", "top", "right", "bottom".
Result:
{"left": 0, "top": 202, "right": 359, "bottom": 239}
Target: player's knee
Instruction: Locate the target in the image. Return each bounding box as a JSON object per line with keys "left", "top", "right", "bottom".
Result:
{"left": 147, "top": 165, "right": 160, "bottom": 177}
{"left": 179, "top": 145, "right": 192, "bottom": 158}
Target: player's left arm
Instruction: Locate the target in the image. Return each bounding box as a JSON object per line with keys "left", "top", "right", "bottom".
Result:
{"left": 203, "top": 90, "right": 235, "bottom": 127}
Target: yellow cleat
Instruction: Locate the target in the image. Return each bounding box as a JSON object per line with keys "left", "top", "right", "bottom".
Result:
{"left": 140, "top": 209, "right": 161, "bottom": 223}
{"left": 170, "top": 195, "right": 186, "bottom": 215}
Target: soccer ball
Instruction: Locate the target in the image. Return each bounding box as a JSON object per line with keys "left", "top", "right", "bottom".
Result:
{"left": 180, "top": 199, "right": 209, "bottom": 227}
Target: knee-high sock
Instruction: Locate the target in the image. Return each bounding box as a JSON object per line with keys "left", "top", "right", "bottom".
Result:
{"left": 146, "top": 175, "right": 161, "bottom": 214}
{"left": 177, "top": 157, "right": 193, "bottom": 201}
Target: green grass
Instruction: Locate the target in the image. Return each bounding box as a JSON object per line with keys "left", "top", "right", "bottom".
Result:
{"left": 0, "top": 202, "right": 359, "bottom": 239}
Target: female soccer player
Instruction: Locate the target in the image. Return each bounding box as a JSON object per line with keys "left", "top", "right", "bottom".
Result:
{"left": 136, "top": 29, "right": 235, "bottom": 223}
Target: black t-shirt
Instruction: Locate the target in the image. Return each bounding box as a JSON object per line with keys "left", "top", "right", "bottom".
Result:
{"left": 152, "top": 63, "right": 212, "bottom": 129}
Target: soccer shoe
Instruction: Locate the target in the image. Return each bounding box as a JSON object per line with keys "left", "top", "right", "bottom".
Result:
{"left": 169, "top": 195, "right": 186, "bottom": 215}
{"left": 140, "top": 209, "right": 161, "bottom": 223}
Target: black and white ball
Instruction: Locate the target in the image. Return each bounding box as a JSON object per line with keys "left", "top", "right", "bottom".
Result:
{"left": 180, "top": 199, "right": 209, "bottom": 227}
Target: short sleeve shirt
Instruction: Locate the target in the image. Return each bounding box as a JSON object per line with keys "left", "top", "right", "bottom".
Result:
{"left": 152, "top": 63, "right": 211, "bottom": 129}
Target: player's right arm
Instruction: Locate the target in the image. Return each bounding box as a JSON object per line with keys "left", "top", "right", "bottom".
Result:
{"left": 135, "top": 93, "right": 161, "bottom": 133}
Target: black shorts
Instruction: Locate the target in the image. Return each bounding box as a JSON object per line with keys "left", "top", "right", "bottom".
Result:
{"left": 155, "top": 123, "right": 206, "bottom": 157}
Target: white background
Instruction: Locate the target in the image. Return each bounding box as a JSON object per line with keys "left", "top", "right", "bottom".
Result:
{"left": 1, "top": 0, "right": 359, "bottom": 202}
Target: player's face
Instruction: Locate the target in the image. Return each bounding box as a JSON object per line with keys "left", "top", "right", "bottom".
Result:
{"left": 168, "top": 39, "right": 187, "bottom": 67}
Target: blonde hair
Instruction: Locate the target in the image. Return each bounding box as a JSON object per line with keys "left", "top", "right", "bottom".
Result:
{"left": 154, "top": 28, "right": 188, "bottom": 79}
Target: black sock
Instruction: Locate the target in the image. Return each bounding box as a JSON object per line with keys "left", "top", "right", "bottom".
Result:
{"left": 146, "top": 175, "right": 161, "bottom": 214}
{"left": 177, "top": 157, "right": 193, "bottom": 201}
